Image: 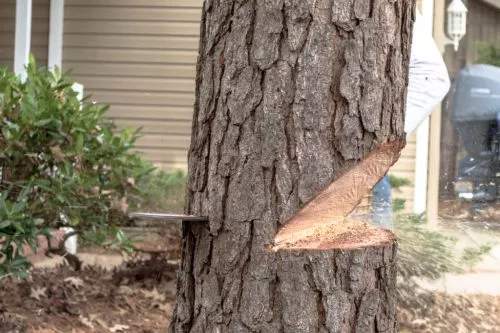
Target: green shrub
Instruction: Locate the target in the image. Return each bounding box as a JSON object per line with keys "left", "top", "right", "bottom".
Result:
{"left": 391, "top": 180, "right": 491, "bottom": 283}
{"left": 395, "top": 213, "right": 461, "bottom": 281}
{"left": 0, "top": 56, "right": 152, "bottom": 277}
{"left": 394, "top": 212, "right": 493, "bottom": 317}
{"left": 459, "top": 244, "right": 493, "bottom": 271}
{"left": 392, "top": 198, "right": 406, "bottom": 213}
{"left": 134, "top": 168, "right": 187, "bottom": 214}
{"left": 388, "top": 174, "right": 411, "bottom": 192}
{"left": 476, "top": 42, "right": 500, "bottom": 66}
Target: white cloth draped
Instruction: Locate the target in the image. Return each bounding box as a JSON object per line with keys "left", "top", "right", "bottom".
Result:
{"left": 405, "top": 11, "right": 451, "bottom": 136}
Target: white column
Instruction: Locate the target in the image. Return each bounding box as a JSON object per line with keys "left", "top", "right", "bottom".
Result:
{"left": 48, "top": 0, "right": 65, "bottom": 69}
{"left": 14, "top": 0, "right": 33, "bottom": 80}
{"left": 49, "top": 0, "right": 76, "bottom": 254}
{"left": 413, "top": 0, "right": 435, "bottom": 215}
{"left": 63, "top": 83, "right": 83, "bottom": 255}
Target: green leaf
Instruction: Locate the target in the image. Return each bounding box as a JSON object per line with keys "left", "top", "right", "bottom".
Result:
{"left": 33, "top": 218, "right": 44, "bottom": 226}
{"left": 11, "top": 221, "right": 24, "bottom": 233}
{"left": 20, "top": 94, "right": 37, "bottom": 117}
{"left": 388, "top": 174, "right": 411, "bottom": 192}
{"left": 53, "top": 66, "right": 61, "bottom": 81}
{"left": 40, "top": 227, "right": 54, "bottom": 238}
{"left": 121, "top": 245, "right": 134, "bottom": 254}
{"left": 2, "top": 127, "right": 12, "bottom": 140}
{"left": 393, "top": 198, "right": 406, "bottom": 212}
{"left": 75, "top": 133, "right": 84, "bottom": 154}
{"left": 34, "top": 118, "right": 52, "bottom": 127}
{"left": 115, "top": 229, "right": 125, "bottom": 243}
{"left": 3, "top": 119, "right": 20, "bottom": 131}
{"left": 28, "top": 53, "right": 36, "bottom": 68}
{"left": 0, "top": 220, "right": 11, "bottom": 229}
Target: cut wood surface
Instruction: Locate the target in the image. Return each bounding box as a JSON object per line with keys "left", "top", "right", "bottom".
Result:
{"left": 274, "top": 140, "right": 405, "bottom": 249}
{"left": 274, "top": 220, "right": 397, "bottom": 250}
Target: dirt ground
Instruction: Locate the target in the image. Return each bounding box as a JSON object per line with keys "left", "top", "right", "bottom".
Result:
{"left": 0, "top": 254, "right": 177, "bottom": 333}
{"left": 398, "top": 287, "right": 500, "bottom": 332}
{"left": 0, "top": 223, "right": 181, "bottom": 333}
{"left": 1, "top": 218, "right": 500, "bottom": 333}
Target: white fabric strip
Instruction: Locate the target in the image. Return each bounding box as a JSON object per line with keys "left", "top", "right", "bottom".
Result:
{"left": 405, "top": 11, "right": 451, "bottom": 136}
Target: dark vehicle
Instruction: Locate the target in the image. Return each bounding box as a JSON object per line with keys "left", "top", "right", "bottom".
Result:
{"left": 450, "top": 64, "right": 500, "bottom": 211}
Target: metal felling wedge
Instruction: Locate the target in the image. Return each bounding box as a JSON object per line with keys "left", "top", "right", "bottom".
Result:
{"left": 128, "top": 212, "right": 209, "bottom": 222}
{"left": 273, "top": 139, "right": 406, "bottom": 249}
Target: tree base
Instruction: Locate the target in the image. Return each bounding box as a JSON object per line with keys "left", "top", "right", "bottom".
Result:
{"left": 275, "top": 224, "right": 398, "bottom": 333}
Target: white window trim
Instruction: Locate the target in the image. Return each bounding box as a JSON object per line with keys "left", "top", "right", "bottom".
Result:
{"left": 14, "top": 0, "right": 32, "bottom": 81}
{"left": 48, "top": 0, "right": 65, "bottom": 69}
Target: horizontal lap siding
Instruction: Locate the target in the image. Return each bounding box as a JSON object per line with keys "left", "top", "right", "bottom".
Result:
{"left": 0, "top": 1, "right": 15, "bottom": 69}
{"left": 0, "top": 0, "right": 49, "bottom": 69}
{"left": 65, "top": 0, "right": 202, "bottom": 7}
{"left": 389, "top": 134, "right": 417, "bottom": 212}
{"left": 63, "top": 1, "right": 202, "bottom": 171}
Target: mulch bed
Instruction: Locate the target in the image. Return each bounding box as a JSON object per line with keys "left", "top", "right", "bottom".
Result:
{"left": 0, "top": 257, "right": 177, "bottom": 333}
{"left": 1, "top": 220, "right": 499, "bottom": 332}
{"left": 440, "top": 200, "right": 500, "bottom": 222}
{"left": 398, "top": 287, "right": 500, "bottom": 332}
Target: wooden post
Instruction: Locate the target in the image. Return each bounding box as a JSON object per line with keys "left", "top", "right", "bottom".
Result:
{"left": 427, "top": 0, "right": 447, "bottom": 226}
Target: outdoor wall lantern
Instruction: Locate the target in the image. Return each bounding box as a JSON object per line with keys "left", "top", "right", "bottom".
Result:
{"left": 445, "top": 0, "right": 468, "bottom": 51}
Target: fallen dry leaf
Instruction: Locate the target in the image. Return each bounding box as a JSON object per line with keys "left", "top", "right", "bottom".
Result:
{"left": 109, "top": 324, "right": 130, "bottom": 332}
{"left": 96, "top": 318, "right": 109, "bottom": 330}
{"left": 140, "top": 287, "right": 165, "bottom": 302}
{"left": 119, "top": 197, "right": 129, "bottom": 213}
{"left": 126, "top": 177, "right": 135, "bottom": 186}
{"left": 116, "top": 285, "right": 135, "bottom": 296}
{"left": 157, "top": 302, "right": 173, "bottom": 314}
{"left": 31, "top": 328, "right": 56, "bottom": 333}
{"left": 92, "top": 186, "right": 100, "bottom": 195}
{"left": 64, "top": 276, "right": 84, "bottom": 289}
{"left": 30, "top": 287, "right": 47, "bottom": 301}
{"left": 111, "top": 197, "right": 129, "bottom": 213}
{"left": 78, "top": 315, "right": 93, "bottom": 329}
{"left": 50, "top": 146, "right": 65, "bottom": 162}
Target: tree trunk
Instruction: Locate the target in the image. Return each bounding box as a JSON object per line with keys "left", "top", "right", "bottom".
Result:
{"left": 276, "top": 239, "right": 397, "bottom": 332}
{"left": 170, "top": 0, "right": 414, "bottom": 332}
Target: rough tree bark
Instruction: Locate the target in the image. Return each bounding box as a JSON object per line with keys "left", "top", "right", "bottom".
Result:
{"left": 170, "top": 0, "right": 415, "bottom": 332}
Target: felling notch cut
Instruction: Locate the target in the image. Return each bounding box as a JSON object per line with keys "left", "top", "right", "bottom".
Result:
{"left": 273, "top": 139, "right": 406, "bottom": 250}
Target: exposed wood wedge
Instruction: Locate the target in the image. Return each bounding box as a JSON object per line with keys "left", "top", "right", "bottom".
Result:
{"left": 273, "top": 140, "right": 405, "bottom": 250}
